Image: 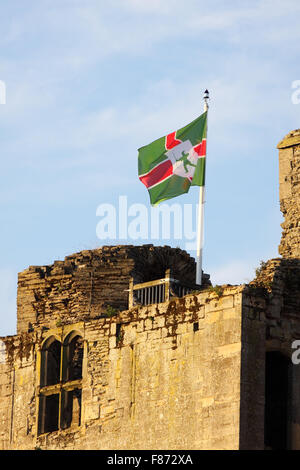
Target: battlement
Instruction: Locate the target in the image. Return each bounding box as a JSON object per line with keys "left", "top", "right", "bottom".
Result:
{"left": 16, "top": 245, "right": 210, "bottom": 335}
{"left": 0, "top": 283, "right": 259, "bottom": 450}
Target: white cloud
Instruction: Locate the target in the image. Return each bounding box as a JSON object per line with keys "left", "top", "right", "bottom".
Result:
{"left": 0, "top": 0, "right": 299, "bottom": 139}
{"left": 2, "top": 0, "right": 300, "bottom": 74}
{"left": 113, "top": 0, "right": 179, "bottom": 14}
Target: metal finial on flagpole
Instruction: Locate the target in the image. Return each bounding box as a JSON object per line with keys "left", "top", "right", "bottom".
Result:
{"left": 203, "top": 89, "right": 209, "bottom": 111}
{"left": 196, "top": 90, "right": 209, "bottom": 286}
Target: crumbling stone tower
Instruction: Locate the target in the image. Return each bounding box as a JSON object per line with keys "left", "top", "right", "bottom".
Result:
{"left": 1, "top": 130, "right": 300, "bottom": 450}
{"left": 278, "top": 129, "right": 300, "bottom": 257}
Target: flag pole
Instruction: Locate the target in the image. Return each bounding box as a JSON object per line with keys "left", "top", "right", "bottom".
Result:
{"left": 196, "top": 89, "right": 209, "bottom": 285}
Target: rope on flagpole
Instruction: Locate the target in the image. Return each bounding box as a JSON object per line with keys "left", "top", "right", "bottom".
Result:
{"left": 196, "top": 89, "right": 209, "bottom": 285}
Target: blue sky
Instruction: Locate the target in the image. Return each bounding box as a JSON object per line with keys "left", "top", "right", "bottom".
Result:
{"left": 0, "top": 0, "right": 300, "bottom": 336}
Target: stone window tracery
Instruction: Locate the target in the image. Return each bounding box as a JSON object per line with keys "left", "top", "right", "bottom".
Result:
{"left": 38, "top": 332, "right": 83, "bottom": 435}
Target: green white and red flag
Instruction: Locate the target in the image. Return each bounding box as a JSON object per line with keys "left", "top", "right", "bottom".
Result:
{"left": 138, "top": 111, "right": 207, "bottom": 205}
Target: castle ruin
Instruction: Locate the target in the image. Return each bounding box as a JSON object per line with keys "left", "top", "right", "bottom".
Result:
{"left": 1, "top": 130, "right": 300, "bottom": 450}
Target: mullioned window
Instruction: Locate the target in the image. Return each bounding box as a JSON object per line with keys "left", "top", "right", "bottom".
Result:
{"left": 38, "top": 332, "right": 83, "bottom": 435}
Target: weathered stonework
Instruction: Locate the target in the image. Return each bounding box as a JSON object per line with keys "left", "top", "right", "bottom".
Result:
{"left": 0, "top": 284, "right": 260, "bottom": 450}
{"left": 16, "top": 245, "right": 210, "bottom": 335}
{"left": 278, "top": 129, "right": 300, "bottom": 258}
{"left": 1, "top": 129, "right": 300, "bottom": 450}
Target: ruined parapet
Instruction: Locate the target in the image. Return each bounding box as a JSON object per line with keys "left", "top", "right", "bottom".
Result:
{"left": 250, "top": 257, "right": 300, "bottom": 344}
{"left": 3, "top": 260, "right": 300, "bottom": 449}
{"left": 16, "top": 245, "right": 210, "bottom": 334}
{"left": 0, "top": 332, "right": 36, "bottom": 450}
{"left": 278, "top": 130, "right": 300, "bottom": 258}
{"left": 1, "top": 283, "right": 263, "bottom": 450}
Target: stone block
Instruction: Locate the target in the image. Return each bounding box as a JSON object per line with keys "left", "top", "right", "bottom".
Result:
{"left": 85, "top": 403, "right": 100, "bottom": 421}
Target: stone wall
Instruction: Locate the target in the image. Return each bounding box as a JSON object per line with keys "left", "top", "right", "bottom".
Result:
{"left": 2, "top": 255, "right": 300, "bottom": 449}
{"left": 0, "top": 339, "right": 12, "bottom": 450}
{"left": 0, "top": 333, "right": 36, "bottom": 450}
{"left": 1, "top": 286, "right": 248, "bottom": 450}
{"left": 249, "top": 258, "right": 300, "bottom": 449}
{"left": 17, "top": 245, "right": 209, "bottom": 335}
{"left": 278, "top": 130, "right": 300, "bottom": 258}
{"left": 251, "top": 258, "right": 300, "bottom": 347}
{"left": 239, "top": 287, "right": 267, "bottom": 449}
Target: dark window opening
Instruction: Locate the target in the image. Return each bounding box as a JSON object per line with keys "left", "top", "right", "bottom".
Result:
{"left": 264, "top": 351, "right": 290, "bottom": 450}
{"left": 193, "top": 322, "right": 199, "bottom": 332}
{"left": 40, "top": 339, "right": 61, "bottom": 386}
{"left": 38, "top": 394, "right": 59, "bottom": 434}
{"left": 63, "top": 335, "right": 83, "bottom": 381}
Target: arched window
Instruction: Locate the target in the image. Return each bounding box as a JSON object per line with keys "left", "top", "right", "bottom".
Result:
{"left": 40, "top": 337, "right": 61, "bottom": 387}
{"left": 63, "top": 333, "right": 84, "bottom": 382}
{"left": 38, "top": 337, "right": 61, "bottom": 434}
{"left": 38, "top": 332, "right": 84, "bottom": 435}
{"left": 60, "top": 333, "right": 83, "bottom": 430}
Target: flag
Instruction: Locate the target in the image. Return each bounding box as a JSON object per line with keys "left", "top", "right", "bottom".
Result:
{"left": 138, "top": 111, "right": 207, "bottom": 205}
